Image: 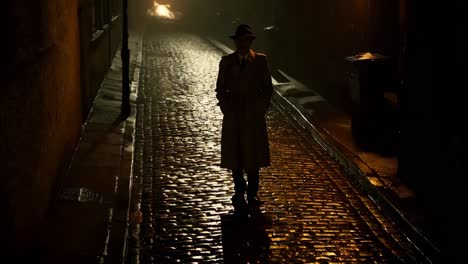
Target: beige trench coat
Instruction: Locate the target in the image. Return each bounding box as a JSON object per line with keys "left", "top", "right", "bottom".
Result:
{"left": 216, "top": 50, "right": 273, "bottom": 170}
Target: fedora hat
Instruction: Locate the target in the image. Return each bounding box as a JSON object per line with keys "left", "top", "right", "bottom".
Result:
{"left": 229, "top": 24, "right": 256, "bottom": 40}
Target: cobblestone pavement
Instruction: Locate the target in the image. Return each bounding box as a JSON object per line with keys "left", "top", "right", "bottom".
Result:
{"left": 132, "top": 29, "right": 419, "bottom": 263}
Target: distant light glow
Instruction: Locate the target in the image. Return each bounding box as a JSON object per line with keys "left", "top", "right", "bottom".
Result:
{"left": 148, "top": 1, "right": 176, "bottom": 19}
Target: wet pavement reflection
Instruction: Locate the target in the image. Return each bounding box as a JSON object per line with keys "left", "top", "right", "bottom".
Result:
{"left": 221, "top": 203, "right": 272, "bottom": 264}
{"left": 131, "top": 30, "right": 418, "bottom": 263}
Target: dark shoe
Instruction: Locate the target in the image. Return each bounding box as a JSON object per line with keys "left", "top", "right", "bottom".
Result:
{"left": 247, "top": 195, "right": 260, "bottom": 206}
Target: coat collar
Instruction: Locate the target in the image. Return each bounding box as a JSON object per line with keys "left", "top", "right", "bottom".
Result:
{"left": 234, "top": 49, "right": 256, "bottom": 63}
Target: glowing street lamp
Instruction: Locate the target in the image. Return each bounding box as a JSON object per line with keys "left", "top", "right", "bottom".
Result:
{"left": 147, "top": 1, "right": 177, "bottom": 20}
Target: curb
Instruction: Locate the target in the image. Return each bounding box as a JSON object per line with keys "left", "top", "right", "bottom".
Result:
{"left": 271, "top": 89, "right": 440, "bottom": 263}
{"left": 122, "top": 26, "right": 147, "bottom": 264}
{"left": 105, "top": 30, "right": 144, "bottom": 263}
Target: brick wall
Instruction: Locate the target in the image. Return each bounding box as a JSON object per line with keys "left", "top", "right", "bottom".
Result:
{"left": 1, "top": 0, "right": 82, "bottom": 253}
{"left": 0, "top": 0, "right": 123, "bottom": 254}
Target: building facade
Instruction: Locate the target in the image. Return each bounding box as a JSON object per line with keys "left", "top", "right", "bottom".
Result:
{"left": 1, "top": 0, "right": 123, "bottom": 254}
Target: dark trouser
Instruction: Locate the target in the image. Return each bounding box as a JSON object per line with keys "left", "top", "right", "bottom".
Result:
{"left": 232, "top": 168, "right": 259, "bottom": 198}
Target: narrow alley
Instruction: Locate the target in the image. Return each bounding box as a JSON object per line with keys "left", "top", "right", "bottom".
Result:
{"left": 128, "top": 29, "right": 418, "bottom": 263}
{"left": 6, "top": 1, "right": 468, "bottom": 263}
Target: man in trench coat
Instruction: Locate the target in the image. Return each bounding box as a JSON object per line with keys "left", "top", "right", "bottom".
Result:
{"left": 215, "top": 24, "right": 273, "bottom": 207}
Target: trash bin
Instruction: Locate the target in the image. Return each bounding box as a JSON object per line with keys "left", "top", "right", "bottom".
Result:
{"left": 345, "top": 52, "right": 392, "bottom": 149}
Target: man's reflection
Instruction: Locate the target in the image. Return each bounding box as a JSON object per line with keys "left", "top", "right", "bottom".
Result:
{"left": 221, "top": 201, "right": 272, "bottom": 263}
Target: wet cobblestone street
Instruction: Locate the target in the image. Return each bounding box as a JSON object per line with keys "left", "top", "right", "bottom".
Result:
{"left": 132, "top": 30, "right": 418, "bottom": 263}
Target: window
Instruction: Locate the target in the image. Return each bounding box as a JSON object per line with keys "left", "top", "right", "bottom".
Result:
{"left": 91, "top": 0, "right": 115, "bottom": 40}
{"left": 102, "top": 0, "right": 110, "bottom": 24}
{"left": 111, "top": 0, "right": 120, "bottom": 19}
{"left": 92, "top": 0, "right": 104, "bottom": 32}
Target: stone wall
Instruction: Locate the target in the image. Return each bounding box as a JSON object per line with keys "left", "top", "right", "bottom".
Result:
{"left": 0, "top": 0, "right": 123, "bottom": 254}
{"left": 1, "top": 0, "right": 82, "bottom": 253}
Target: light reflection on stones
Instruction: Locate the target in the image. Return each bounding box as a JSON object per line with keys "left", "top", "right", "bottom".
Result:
{"left": 130, "top": 30, "right": 418, "bottom": 263}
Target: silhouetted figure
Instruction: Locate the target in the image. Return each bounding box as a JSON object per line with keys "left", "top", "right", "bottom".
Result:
{"left": 216, "top": 24, "right": 273, "bottom": 208}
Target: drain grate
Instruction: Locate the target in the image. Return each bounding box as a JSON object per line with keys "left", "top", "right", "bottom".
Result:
{"left": 58, "top": 187, "right": 103, "bottom": 204}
